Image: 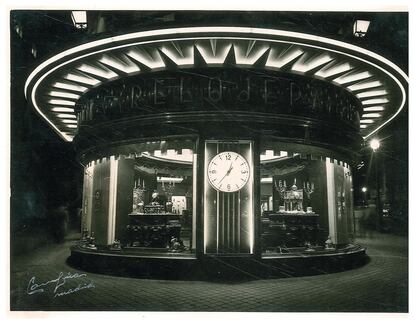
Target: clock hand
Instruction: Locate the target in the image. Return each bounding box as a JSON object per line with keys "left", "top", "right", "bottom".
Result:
{"left": 218, "top": 172, "right": 228, "bottom": 185}
{"left": 218, "top": 163, "right": 234, "bottom": 185}
{"left": 228, "top": 162, "right": 234, "bottom": 174}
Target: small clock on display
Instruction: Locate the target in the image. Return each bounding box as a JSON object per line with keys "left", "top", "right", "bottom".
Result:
{"left": 207, "top": 151, "right": 250, "bottom": 192}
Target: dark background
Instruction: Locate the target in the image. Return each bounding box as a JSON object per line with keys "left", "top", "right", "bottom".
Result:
{"left": 10, "top": 11, "right": 408, "bottom": 253}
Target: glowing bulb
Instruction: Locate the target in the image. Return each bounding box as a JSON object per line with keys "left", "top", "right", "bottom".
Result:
{"left": 370, "top": 138, "right": 380, "bottom": 151}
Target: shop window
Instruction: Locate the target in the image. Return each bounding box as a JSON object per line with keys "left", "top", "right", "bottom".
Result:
{"left": 81, "top": 139, "right": 196, "bottom": 255}
{"left": 259, "top": 145, "right": 354, "bottom": 255}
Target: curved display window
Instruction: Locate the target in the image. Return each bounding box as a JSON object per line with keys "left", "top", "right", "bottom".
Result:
{"left": 259, "top": 142, "right": 354, "bottom": 255}
{"left": 81, "top": 138, "right": 197, "bottom": 255}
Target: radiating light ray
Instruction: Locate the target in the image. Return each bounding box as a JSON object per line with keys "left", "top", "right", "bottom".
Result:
{"left": 126, "top": 47, "right": 165, "bottom": 69}
{"left": 65, "top": 72, "right": 100, "bottom": 86}
{"left": 356, "top": 89, "right": 388, "bottom": 99}
{"left": 51, "top": 107, "right": 75, "bottom": 113}
{"left": 56, "top": 113, "right": 77, "bottom": 119}
{"left": 363, "top": 106, "right": 385, "bottom": 112}
{"left": 52, "top": 82, "right": 88, "bottom": 92}
{"left": 159, "top": 43, "right": 194, "bottom": 66}
{"left": 61, "top": 119, "right": 78, "bottom": 124}
{"left": 195, "top": 41, "right": 232, "bottom": 65}
{"left": 292, "top": 53, "right": 333, "bottom": 73}
{"left": 77, "top": 63, "right": 118, "bottom": 79}
{"left": 315, "top": 62, "right": 352, "bottom": 78}
{"left": 347, "top": 80, "right": 382, "bottom": 91}
{"left": 234, "top": 42, "right": 269, "bottom": 65}
{"left": 362, "top": 98, "right": 389, "bottom": 105}
{"left": 362, "top": 113, "right": 381, "bottom": 118}
{"left": 333, "top": 71, "right": 372, "bottom": 84}
{"left": 99, "top": 54, "right": 140, "bottom": 73}
{"left": 49, "top": 91, "right": 80, "bottom": 100}
{"left": 48, "top": 99, "right": 76, "bottom": 106}
{"left": 266, "top": 47, "right": 303, "bottom": 69}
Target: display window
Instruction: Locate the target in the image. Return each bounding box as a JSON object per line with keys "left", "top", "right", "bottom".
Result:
{"left": 81, "top": 138, "right": 197, "bottom": 255}
{"left": 259, "top": 143, "right": 354, "bottom": 255}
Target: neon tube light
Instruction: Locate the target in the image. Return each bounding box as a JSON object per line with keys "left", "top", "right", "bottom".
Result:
{"left": 363, "top": 106, "right": 385, "bottom": 112}
{"left": 49, "top": 91, "right": 80, "bottom": 100}
{"left": 333, "top": 71, "right": 372, "bottom": 84}
{"left": 77, "top": 63, "right": 118, "bottom": 79}
{"left": 292, "top": 53, "right": 332, "bottom": 73}
{"left": 51, "top": 107, "right": 75, "bottom": 113}
{"left": 65, "top": 73, "right": 100, "bottom": 86}
{"left": 362, "top": 98, "right": 389, "bottom": 105}
{"left": 61, "top": 119, "right": 77, "bottom": 124}
{"left": 362, "top": 113, "right": 381, "bottom": 118}
{"left": 53, "top": 82, "right": 88, "bottom": 92}
{"left": 195, "top": 42, "right": 232, "bottom": 65}
{"left": 57, "top": 113, "right": 77, "bottom": 119}
{"left": 234, "top": 43, "right": 269, "bottom": 65}
{"left": 99, "top": 55, "right": 140, "bottom": 74}
{"left": 24, "top": 27, "right": 408, "bottom": 141}
{"left": 266, "top": 48, "right": 303, "bottom": 69}
{"left": 356, "top": 89, "right": 388, "bottom": 99}
{"left": 48, "top": 99, "right": 76, "bottom": 106}
{"left": 347, "top": 80, "right": 382, "bottom": 91}
{"left": 315, "top": 62, "right": 352, "bottom": 78}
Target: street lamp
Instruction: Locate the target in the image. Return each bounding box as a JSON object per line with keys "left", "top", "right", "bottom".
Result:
{"left": 361, "top": 186, "right": 367, "bottom": 206}
{"left": 71, "top": 11, "right": 88, "bottom": 30}
{"left": 369, "top": 138, "right": 382, "bottom": 230}
{"left": 370, "top": 138, "right": 380, "bottom": 151}
{"left": 353, "top": 20, "right": 371, "bottom": 37}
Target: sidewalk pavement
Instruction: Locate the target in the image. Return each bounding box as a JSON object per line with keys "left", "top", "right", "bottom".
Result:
{"left": 10, "top": 231, "right": 408, "bottom": 312}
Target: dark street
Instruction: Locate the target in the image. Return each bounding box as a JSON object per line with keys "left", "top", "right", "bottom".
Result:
{"left": 10, "top": 230, "right": 408, "bottom": 312}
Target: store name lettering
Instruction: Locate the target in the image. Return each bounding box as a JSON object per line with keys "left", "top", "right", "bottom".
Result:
{"left": 78, "top": 72, "right": 359, "bottom": 125}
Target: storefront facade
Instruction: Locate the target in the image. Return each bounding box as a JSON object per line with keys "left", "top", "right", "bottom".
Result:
{"left": 24, "top": 27, "right": 408, "bottom": 270}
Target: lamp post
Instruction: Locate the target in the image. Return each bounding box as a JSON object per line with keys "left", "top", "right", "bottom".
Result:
{"left": 370, "top": 138, "right": 382, "bottom": 231}
{"left": 361, "top": 186, "right": 367, "bottom": 206}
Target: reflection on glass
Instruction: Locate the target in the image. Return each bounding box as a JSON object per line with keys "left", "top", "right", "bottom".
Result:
{"left": 260, "top": 148, "right": 353, "bottom": 255}
{"left": 125, "top": 148, "right": 194, "bottom": 253}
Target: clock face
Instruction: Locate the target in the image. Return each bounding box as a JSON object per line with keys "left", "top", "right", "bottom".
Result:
{"left": 207, "top": 151, "right": 250, "bottom": 192}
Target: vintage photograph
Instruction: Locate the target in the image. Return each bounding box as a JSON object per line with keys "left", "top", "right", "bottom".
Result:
{"left": 10, "top": 9, "right": 408, "bottom": 312}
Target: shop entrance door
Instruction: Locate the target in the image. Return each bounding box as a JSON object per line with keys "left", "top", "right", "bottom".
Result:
{"left": 203, "top": 140, "right": 254, "bottom": 254}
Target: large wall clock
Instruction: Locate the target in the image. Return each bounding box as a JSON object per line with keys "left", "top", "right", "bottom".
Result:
{"left": 207, "top": 151, "right": 250, "bottom": 192}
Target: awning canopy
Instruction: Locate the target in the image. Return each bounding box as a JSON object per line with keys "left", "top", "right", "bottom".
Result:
{"left": 24, "top": 27, "right": 408, "bottom": 142}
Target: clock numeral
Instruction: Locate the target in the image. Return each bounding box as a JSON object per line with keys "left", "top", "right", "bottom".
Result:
{"left": 241, "top": 170, "right": 248, "bottom": 174}
{"left": 209, "top": 170, "right": 217, "bottom": 174}
{"left": 225, "top": 154, "right": 231, "bottom": 160}
{"left": 227, "top": 184, "right": 231, "bottom": 190}
{"left": 241, "top": 178, "right": 247, "bottom": 182}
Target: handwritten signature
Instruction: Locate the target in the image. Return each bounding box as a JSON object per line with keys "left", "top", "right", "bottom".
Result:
{"left": 27, "top": 272, "right": 95, "bottom": 298}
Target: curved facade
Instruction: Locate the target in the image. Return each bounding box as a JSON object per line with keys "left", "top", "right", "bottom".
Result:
{"left": 24, "top": 26, "right": 408, "bottom": 268}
